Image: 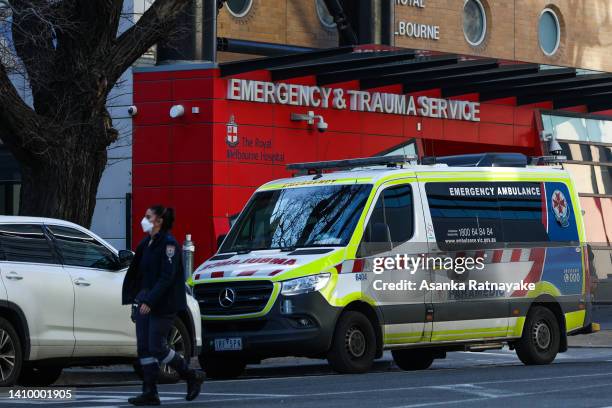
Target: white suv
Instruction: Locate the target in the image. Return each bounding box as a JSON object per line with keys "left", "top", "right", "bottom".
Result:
{"left": 0, "top": 216, "right": 202, "bottom": 386}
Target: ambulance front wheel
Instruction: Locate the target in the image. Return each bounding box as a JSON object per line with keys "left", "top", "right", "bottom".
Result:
{"left": 391, "top": 349, "right": 434, "bottom": 371}
{"left": 327, "top": 311, "right": 376, "bottom": 374}
{"left": 515, "top": 306, "right": 560, "bottom": 365}
{"left": 199, "top": 353, "right": 246, "bottom": 379}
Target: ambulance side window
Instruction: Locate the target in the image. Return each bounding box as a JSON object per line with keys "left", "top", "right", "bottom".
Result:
{"left": 359, "top": 184, "right": 413, "bottom": 257}
{"left": 426, "top": 182, "right": 503, "bottom": 250}
{"left": 496, "top": 189, "right": 549, "bottom": 244}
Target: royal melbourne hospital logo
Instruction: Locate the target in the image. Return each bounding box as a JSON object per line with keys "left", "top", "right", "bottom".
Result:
{"left": 226, "top": 115, "right": 239, "bottom": 147}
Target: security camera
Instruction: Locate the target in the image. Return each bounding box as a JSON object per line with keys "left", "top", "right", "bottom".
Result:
{"left": 541, "top": 129, "right": 563, "bottom": 155}
{"left": 127, "top": 105, "right": 138, "bottom": 117}
{"left": 291, "top": 111, "right": 329, "bottom": 132}
{"left": 169, "top": 104, "right": 185, "bottom": 119}
{"left": 549, "top": 138, "right": 563, "bottom": 156}
{"left": 316, "top": 118, "right": 328, "bottom": 133}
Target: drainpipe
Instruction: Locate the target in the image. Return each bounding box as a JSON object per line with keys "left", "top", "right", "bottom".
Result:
{"left": 203, "top": 0, "right": 218, "bottom": 63}
{"left": 322, "top": 0, "right": 358, "bottom": 45}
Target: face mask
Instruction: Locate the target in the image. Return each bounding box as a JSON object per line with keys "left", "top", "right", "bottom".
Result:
{"left": 141, "top": 216, "right": 154, "bottom": 233}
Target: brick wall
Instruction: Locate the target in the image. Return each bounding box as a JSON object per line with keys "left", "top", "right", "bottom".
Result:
{"left": 217, "top": 0, "right": 338, "bottom": 53}
{"left": 393, "top": 0, "right": 612, "bottom": 72}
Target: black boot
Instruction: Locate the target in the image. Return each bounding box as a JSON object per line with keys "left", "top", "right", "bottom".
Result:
{"left": 185, "top": 370, "right": 205, "bottom": 401}
{"left": 129, "top": 363, "right": 161, "bottom": 406}
{"left": 166, "top": 352, "right": 204, "bottom": 401}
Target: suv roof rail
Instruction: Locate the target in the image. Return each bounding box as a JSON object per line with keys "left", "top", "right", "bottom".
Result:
{"left": 286, "top": 155, "right": 417, "bottom": 174}
{"left": 421, "top": 153, "right": 528, "bottom": 168}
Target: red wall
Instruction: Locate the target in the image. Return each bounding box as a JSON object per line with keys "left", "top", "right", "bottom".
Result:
{"left": 132, "top": 67, "right": 545, "bottom": 264}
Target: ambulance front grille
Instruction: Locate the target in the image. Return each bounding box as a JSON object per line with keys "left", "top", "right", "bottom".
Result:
{"left": 194, "top": 281, "right": 274, "bottom": 315}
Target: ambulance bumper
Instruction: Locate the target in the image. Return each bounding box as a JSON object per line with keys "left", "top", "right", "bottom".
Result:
{"left": 201, "top": 292, "right": 341, "bottom": 358}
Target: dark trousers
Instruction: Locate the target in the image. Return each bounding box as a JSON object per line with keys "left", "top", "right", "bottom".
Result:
{"left": 136, "top": 312, "right": 176, "bottom": 364}
{"left": 135, "top": 311, "right": 190, "bottom": 393}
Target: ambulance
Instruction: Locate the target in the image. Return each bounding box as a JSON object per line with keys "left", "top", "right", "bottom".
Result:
{"left": 192, "top": 153, "right": 597, "bottom": 378}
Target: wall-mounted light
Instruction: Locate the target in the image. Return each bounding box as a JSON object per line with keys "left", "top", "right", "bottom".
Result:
{"left": 170, "top": 105, "right": 185, "bottom": 119}
{"left": 540, "top": 129, "right": 562, "bottom": 155}
{"left": 291, "top": 111, "right": 328, "bottom": 133}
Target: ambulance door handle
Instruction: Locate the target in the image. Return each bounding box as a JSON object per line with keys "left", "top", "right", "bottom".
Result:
{"left": 5, "top": 271, "right": 23, "bottom": 281}
{"left": 74, "top": 278, "right": 91, "bottom": 287}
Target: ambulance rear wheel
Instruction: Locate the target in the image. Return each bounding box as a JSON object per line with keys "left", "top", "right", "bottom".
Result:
{"left": 515, "top": 306, "right": 560, "bottom": 365}
{"left": 200, "top": 353, "right": 246, "bottom": 379}
{"left": 391, "top": 349, "right": 434, "bottom": 371}
{"left": 327, "top": 311, "right": 376, "bottom": 374}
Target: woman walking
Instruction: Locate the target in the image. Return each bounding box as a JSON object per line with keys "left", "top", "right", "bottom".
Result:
{"left": 122, "top": 205, "right": 205, "bottom": 405}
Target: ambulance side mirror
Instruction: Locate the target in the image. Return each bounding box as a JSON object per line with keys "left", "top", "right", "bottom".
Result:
{"left": 217, "top": 234, "right": 227, "bottom": 250}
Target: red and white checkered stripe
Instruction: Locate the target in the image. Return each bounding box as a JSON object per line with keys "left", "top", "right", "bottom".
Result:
{"left": 193, "top": 268, "right": 285, "bottom": 281}
{"left": 337, "top": 248, "right": 541, "bottom": 274}
{"left": 339, "top": 259, "right": 365, "bottom": 273}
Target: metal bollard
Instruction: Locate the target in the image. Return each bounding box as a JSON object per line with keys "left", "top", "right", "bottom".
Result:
{"left": 183, "top": 234, "right": 195, "bottom": 280}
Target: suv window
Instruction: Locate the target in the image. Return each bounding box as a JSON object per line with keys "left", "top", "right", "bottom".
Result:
{"left": 47, "top": 225, "right": 118, "bottom": 270}
{"left": 0, "top": 224, "right": 58, "bottom": 264}
{"left": 360, "top": 184, "right": 414, "bottom": 256}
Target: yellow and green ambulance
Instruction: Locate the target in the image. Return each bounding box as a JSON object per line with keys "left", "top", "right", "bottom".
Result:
{"left": 192, "top": 153, "right": 596, "bottom": 378}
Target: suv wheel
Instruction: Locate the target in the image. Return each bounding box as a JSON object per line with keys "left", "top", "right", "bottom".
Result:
{"left": 18, "top": 364, "right": 63, "bottom": 386}
{"left": 515, "top": 306, "right": 560, "bottom": 365}
{"left": 391, "top": 349, "right": 434, "bottom": 371}
{"left": 327, "top": 311, "right": 376, "bottom": 374}
{"left": 199, "top": 353, "right": 246, "bottom": 379}
{"left": 133, "top": 318, "right": 192, "bottom": 384}
{"left": 0, "top": 318, "right": 21, "bottom": 387}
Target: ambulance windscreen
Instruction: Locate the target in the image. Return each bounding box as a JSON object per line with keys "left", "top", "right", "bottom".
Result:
{"left": 219, "top": 184, "right": 372, "bottom": 253}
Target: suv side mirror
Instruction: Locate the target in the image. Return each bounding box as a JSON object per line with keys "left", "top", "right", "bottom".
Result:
{"left": 118, "top": 249, "right": 135, "bottom": 269}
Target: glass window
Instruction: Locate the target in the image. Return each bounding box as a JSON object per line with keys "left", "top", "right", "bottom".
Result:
{"left": 426, "top": 182, "right": 503, "bottom": 250}
{"left": 47, "top": 225, "right": 118, "bottom": 270}
{"left": 586, "top": 118, "right": 612, "bottom": 144}
{"left": 542, "top": 113, "right": 612, "bottom": 144}
{"left": 361, "top": 185, "right": 414, "bottom": 256}
{"left": 221, "top": 184, "right": 372, "bottom": 253}
{"left": 0, "top": 224, "right": 57, "bottom": 264}
{"left": 463, "top": 0, "right": 487, "bottom": 46}
{"left": 316, "top": 0, "right": 336, "bottom": 29}
{"left": 378, "top": 140, "right": 418, "bottom": 158}
{"left": 539, "top": 9, "right": 560, "bottom": 56}
{"left": 496, "top": 183, "right": 550, "bottom": 243}
{"left": 226, "top": 0, "right": 253, "bottom": 18}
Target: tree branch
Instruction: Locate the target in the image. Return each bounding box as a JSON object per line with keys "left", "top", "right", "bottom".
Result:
{"left": 0, "top": 61, "right": 46, "bottom": 164}
{"left": 9, "top": 0, "right": 57, "bottom": 101}
{"left": 105, "top": 0, "right": 190, "bottom": 85}
{"left": 72, "top": 0, "right": 123, "bottom": 52}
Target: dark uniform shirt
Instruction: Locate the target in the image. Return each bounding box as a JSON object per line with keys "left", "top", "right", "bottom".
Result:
{"left": 122, "top": 231, "right": 188, "bottom": 315}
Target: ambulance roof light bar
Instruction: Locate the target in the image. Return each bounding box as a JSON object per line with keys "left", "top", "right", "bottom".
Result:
{"left": 287, "top": 155, "right": 417, "bottom": 174}
{"left": 530, "top": 155, "right": 567, "bottom": 165}
{"left": 421, "top": 153, "right": 528, "bottom": 168}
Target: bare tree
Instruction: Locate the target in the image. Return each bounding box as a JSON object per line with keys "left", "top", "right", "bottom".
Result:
{"left": 0, "top": 0, "right": 190, "bottom": 226}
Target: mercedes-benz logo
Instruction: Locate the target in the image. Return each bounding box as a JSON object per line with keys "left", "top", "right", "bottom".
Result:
{"left": 219, "top": 288, "right": 236, "bottom": 308}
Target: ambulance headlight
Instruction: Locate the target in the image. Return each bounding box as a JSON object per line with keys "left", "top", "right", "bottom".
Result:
{"left": 281, "top": 273, "right": 331, "bottom": 296}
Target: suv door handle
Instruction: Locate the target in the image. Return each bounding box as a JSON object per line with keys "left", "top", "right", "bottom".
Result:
{"left": 5, "top": 272, "right": 23, "bottom": 281}
{"left": 74, "top": 278, "right": 91, "bottom": 287}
